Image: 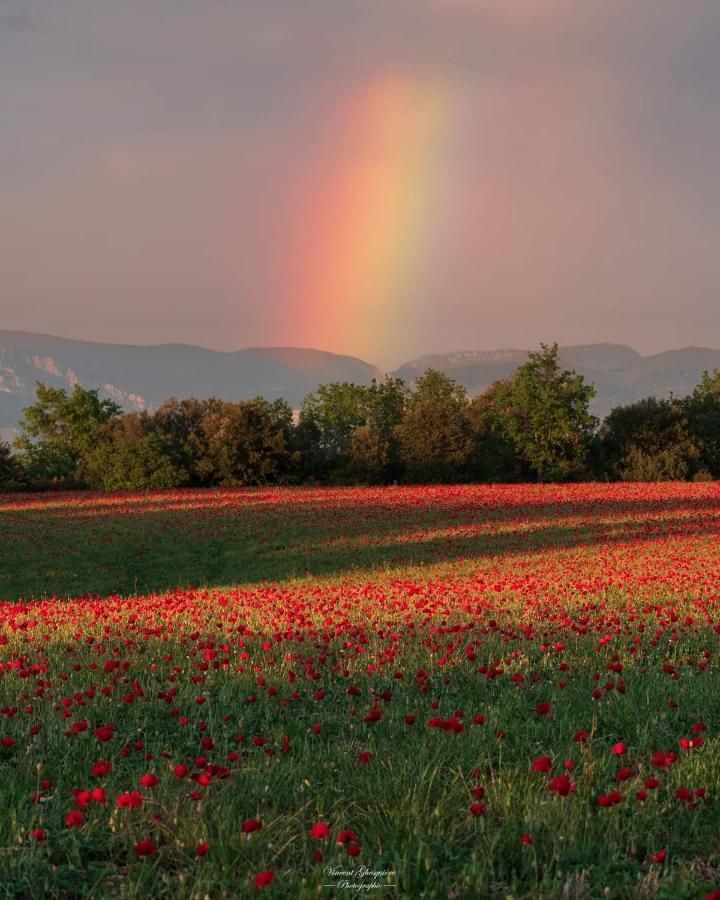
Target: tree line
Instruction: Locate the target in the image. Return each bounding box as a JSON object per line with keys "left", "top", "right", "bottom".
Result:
{"left": 2, "top": 344, "right": 720, "bottom": 490}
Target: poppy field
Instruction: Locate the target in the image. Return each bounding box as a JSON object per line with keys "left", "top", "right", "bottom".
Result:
{"left": 1, "top": 483, "right": 720, "bottom": 898}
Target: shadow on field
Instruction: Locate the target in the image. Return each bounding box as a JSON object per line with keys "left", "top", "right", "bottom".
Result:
{"left": 2, "top": 488, "right": 720, "bottom": 600}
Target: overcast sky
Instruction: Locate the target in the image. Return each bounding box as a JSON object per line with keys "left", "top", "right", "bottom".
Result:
{"left": 1, "top": 0, "right": 719, "bottom": 366}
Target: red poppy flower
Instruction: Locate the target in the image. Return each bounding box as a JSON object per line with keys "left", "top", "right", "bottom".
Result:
{"left": 116, "top": 791, "right": 143, "bottom": 809}
{"left": 252, "top": 869, "right": 275, "bottom": 889}
{"left": 548, "top": 775, "right": 575, "bottom": 796}
{"left": 133, "top": 839, "right": 157, "bottom": 857}
{"left": 310, "top": 822, "right": 330, "bottom": 839}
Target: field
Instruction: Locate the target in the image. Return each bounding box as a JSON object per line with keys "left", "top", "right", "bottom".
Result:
{"left": 1, "top": 483, "right": 720, "bottom": 899}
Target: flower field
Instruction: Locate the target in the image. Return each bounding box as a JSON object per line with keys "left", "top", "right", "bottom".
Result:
{"left": 1, "top": 483, "right": 720, "bottom": 898}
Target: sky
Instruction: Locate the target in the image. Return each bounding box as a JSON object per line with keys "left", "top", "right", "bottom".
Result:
{"left": 1, "top": 0, "right": 720, "bottom": 368}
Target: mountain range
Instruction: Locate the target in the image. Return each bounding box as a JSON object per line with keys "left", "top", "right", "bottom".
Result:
{"left": 2, "top": 330, "right": 720, "bottom": 437}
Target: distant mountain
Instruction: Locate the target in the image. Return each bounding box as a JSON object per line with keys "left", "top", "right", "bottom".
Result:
{"left": 0, "top": 331, "right": 381, "bottom": 436}
{"left": 394, "top": 343, "right": 720, "bottom": 418}
{"left": 1, "top": 332, "right": 719, "bottom": 436}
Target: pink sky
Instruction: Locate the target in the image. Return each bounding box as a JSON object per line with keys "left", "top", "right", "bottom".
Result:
{"left": 1, "top": 1, "right": 719, "bottom": 367}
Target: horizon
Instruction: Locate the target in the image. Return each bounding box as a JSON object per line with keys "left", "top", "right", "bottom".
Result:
{"left": 3, "top": 327, "right": 720, "bottom": 372}
{"left": 2, "top": 1, "right": 720, "bottom": 367}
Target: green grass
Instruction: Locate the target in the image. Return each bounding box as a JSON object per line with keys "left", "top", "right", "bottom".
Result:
{"left": 0, "top": 484, "right": 718, "bottom": 898}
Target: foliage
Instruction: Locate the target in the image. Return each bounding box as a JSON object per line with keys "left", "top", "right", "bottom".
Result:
{"left": 14, "top": 382, "right": 122, "bottom": 482}
{"left": 466, "top": 385, "right": 526, "bottom": 482}
{"left": 682, "top": 369, "right": 720, "bottom": 476}
{"left": 192, "top": 398, "right": 297, "bottom": 487}
{"left": 299, "top": 383, "right": 369, "bottom": 473}
{"left": 299, "top": 377, "right": 406, "bottom": 482}
{"left": 0, "top": 441, "right": 25, "bottom": 486}
{"left": 395, "top": 369, "right": 474, "bottom": 482}
{"left": 9, "top": 352, "right": 720, "bottom": 490}
{"left": 346, "top": 424, "right": 390, "bottom": 483}
{"left": 485, "top": 344, "right": 597, "bottom": 481}
{"left": 598, "top": 397, "right": 700, "bottom": 481}
{"left": 82, "top": 414, "right": 190, "bottom": 490}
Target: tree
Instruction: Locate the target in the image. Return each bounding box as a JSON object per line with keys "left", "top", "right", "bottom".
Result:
{"left": 395, "top": 370, "right": 473, "bottom": 482}
{"left": 15, "top": 383, "right": 121, "bottom": 483}
{"left": 149, "top": 397, "right": 225, "bottom": 485}
{"left": 597, "top": 397, "right": 700, "bottom": 481}
{"left": 364, "top": 377, "right": 408, "bottom": 481}
{"left": 299, "top": 383, "right": 369, "bottom": 471}
{"left": 488, "top": 344, "right": 597, "bottom": 481}
{"left": 82, "top": 413, "right": 189, "bottom": 490}
{"left": 297, "top": 383, "right": 370, "bottom": 481}
{"left": 194, "top": 398, "right": 297, "bottom": 486}
{"left": 683, "top": 369, "right": 720, "bottom": 477}
{"left": 347, "top": 425, "right": 390, "bottom": 483}
{"left": 0, "top": 442, "right": 24, "bottom": 487}
{"left": 466, "top": 385, "right": 525, "bottom": 482}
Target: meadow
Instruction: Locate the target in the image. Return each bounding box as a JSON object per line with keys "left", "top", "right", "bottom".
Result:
{"left": 0, "top": 483, "right": 719, "bottom": 898}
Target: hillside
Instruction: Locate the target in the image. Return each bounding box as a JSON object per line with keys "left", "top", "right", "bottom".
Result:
{"left": 394, "top": 343, "right": 720, "bottom": 418}
{"left": 0, "top": 331, "right": 381, "bottom": 435}
{"left": 2, "top": 333, "right": 720, "bottom": 434}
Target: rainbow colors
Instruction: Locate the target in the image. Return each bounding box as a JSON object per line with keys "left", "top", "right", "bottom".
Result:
{"left": 282, "top": 74, "right": 456, "bottom": 361}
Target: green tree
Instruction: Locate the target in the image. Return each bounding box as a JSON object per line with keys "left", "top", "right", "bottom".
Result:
{"left": 298, "top": 383, "right": 371, "bottom": 479}
{"left": 82, "top": 413, "right": 189, "bottom": 490}
{"left": 364, "top": 377, "right": 407, "bottom": 481}
{"left": 0, "top": 442, "right": 24, "bottom": 487}
{"left": 683, "top": 369, "right": 720, "bottom": 476}
{"left": 195, "top": 398, "right": 297, "bottom": 486}
{"left": 15, "top": 382, "right": 121, "bottom": 483}
{"left": 149, "top": 397, "right": 225, "bottom": 484}
{"left": 395, "top": 369, "right": 473, "bottom": 482}
{"left": 146, "top": 396, "right": 298, "bottom": 486}
{"left": 466, "top": 384, "right": 525, "bottom": 482}
{"left": 489, "top": 344, "right": 597, "bottom": 481}
{"left": 597, "top": 397, "right": 700, "bottom": 481}
{"left": 347, "top": 425, "right": 390, "bottom": 483}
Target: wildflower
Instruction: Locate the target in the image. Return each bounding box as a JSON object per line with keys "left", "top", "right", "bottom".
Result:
{"left": 254, "top": 870, "right": 275, "bottom": 888}
{"left": 133, "top": 839, "right": 157, "bottom": 857}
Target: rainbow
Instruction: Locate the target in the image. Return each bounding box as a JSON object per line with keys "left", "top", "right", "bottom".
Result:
{"left": 280, "top": 73, "right": 456, "bottom": 362}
